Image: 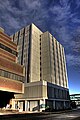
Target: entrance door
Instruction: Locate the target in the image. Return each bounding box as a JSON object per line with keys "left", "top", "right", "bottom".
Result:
{"left": 30, "top": 101, "right": 39, "bottom": 111}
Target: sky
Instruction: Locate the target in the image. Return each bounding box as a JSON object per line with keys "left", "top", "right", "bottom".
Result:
{"left": 0, "top": 0, "right": 80, "bottom": 94}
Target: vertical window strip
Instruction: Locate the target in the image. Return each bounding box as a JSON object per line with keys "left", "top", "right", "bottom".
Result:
{"left": 52, "top": 38, "right": 56, "bottom": 84}
{"left": 27, "top": 25, "right": 32, "bottom": 83}
{"left": 21, "top": 28, "right": 25, "bottom": 65}
{"left": 60, "top": 46, "right": 64, "bottom": 86}
{"left": 17, "top": 31, "right": 20, "bottom": 45}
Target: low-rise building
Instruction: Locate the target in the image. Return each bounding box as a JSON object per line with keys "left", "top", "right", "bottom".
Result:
{"left": 70, "top": 94, "right": 80, "bottom": 107}
{"left": 0, "top": 27, "right": 25, "bottom": 107}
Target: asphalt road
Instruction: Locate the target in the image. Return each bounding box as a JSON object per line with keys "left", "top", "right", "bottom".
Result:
{"left": 0, "top": 109, "right": 80, "bottom": 120}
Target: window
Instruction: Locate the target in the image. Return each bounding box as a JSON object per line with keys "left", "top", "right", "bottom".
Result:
{"left": 4, "top": 71, "right": 8, "bottom": 77}
{"left": 0, "top": 43, "right": 17, "bottom": 56}
{"left": 0, "top": 69, "right": 24, "bottom": 82}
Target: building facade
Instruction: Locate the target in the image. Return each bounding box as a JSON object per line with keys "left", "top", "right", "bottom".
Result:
{"left": 0, "top": 27, "right": 25, "bottom": 107}
{"left": 70, "top": 94, "right": 80, "bottom": 107}
{"left": 11, "top": 24, "right": 70, "bottom": 111}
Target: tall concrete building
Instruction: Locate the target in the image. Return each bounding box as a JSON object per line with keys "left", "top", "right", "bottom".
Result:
{"left": 0, "top": 27, "right": 25, "bottom": 107}
{"left": 11, "top": 24, "right": 70, "bottom": 111}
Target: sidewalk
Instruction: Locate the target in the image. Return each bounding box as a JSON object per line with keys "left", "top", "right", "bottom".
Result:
{"left": 0, "top": 108, "right": 75, "bottom": 115}
{"left": 0, "top": 109, "right": 34, "bottom": 115}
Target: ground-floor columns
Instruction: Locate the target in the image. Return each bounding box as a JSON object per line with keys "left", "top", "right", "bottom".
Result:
{"left": 53, "top": 100, "right": 55, "bottom": 109}
{"left": 12, "top": 99, "right": 15, "bottom": 109}
{"left": 25, "top": 100, "right": 28, "bottom": 111}
{"left": 64, "top": 101, "right": 65, "bottom": 109}
{"left": 40, "top": 99, "right": 45, "bottom": 112}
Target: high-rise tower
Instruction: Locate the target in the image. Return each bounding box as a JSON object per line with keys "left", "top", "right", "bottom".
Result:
{"left": 11, "top": 24, "right": 70, "bottom": 111}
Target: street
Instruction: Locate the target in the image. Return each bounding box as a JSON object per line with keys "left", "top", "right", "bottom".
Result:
{"left": 0, "top": 109, "right": 80, "bottom": 120}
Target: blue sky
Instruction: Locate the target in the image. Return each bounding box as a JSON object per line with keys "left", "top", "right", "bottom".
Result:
{"left": 0, "top": 0, "right": 80, "bottom": 94}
